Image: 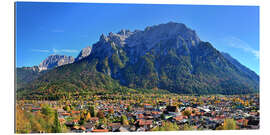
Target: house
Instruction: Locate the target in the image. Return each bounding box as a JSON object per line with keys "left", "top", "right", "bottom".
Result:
{"left": 136, "top": 114, "right": 144, "bottom": 119}
{"left": 83, "top": 122, "right": 95, "bottom": 132}
{"left": 173, "top": 115, "right": 188, "bottom": 122}
{"left": 59, "top": 112, "right": 70, "bottom": 118}
{"left": 57, "top": 108, "right": 65, "bottom": 114}
{"left": 144, "top": 104, "right": 153, "bottom": 111}
{"left": 136, "top": 127, "right": 146, "bottom": 132}
{"left": 108, "top": 123, "right": 121, "bottom": 132}
{"left": 158, "top": 101, "right": 167, "bottom": 110}
{"left": 89, "top": 117, "right": 99, "bottom": 123}
{"left": 71, "top": 110, "right": 80, "bottom": 116}
{"left": 151, "top": 111, "right": 161, "bottom": 118}
{"left": 138, "top": 119, "right": 153, "bottom": 130}
{"left": 144, "top": 116, "right": 154, "bottom": 120}
{"left": 72, "top": 119, "right": 79, "bottom": 125}
{"left": 58, "top": 118, "right": 66, "bottom": 124}
{"left": 129, "top": 125, "right": 136, "bottom": 131}
{"left": 119, "top": 126, "right": 129, "bottom": 132}
{"left": 178, "top": 119, "right": 189, "bottom": 124}
{"left": 71, "top": 126, "right": 86, "bottom": 133}
{"left": 158, "top": 101, "right": 167, "bottom": 106}
{"left": 31, "top": 107, "right": 41, "bottom": 112}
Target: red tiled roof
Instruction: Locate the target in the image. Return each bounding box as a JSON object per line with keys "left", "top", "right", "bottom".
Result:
{"left": 137, "top": 114, "right": 144, "bottom": 119}
{"left": 58, "top": 118, "right": 65, "bottom": 123}
{"left": 80, "top": 126, "right": 86, "bottom": 131}
{"left": 72, "top": 110, "right": 80, "bottom": 114}
{"left": 108, "top": 123, "right": 121, "bottom": 127}
{"left": 151, "top": 111, "right": 160, "bottom": 115}
{"left": 173, "top": 116, "right": 185, "bottom": 121}
{"left": 92, "top": 129, "right": 109, "bottom": 132}
{"left": 138, "top": 120, "right": 152, "bottom": 125}
{"left": 73, "top": 119, "right": 79, "bottom": 123}
{"left": 90, "top": 117, "right": 99, "bottom": 121}
{"left": 61, "top": 113, "right": 70, "bottom": 116}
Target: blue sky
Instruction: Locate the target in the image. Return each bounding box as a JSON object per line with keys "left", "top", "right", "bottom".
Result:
{"left": 16, "top": 2, "right": 260, "bottom": 74}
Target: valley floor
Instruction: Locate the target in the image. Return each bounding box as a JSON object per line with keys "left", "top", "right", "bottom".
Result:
{"left": 15, "top": 93, "right": 259, "bottom": 133}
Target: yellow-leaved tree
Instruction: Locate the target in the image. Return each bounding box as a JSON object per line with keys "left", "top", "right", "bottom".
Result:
{"left": 223, "top": 118, "right": 237, "bottom": 130}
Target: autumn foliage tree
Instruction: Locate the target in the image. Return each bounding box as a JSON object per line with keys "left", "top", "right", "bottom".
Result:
{"left": 16, "top": 105, "right": 31, "bottom": 133}
{"left": 182, "top": 110, "right": 192, "bottom": 117}
{"left": 121, "top": 115, "right": 129, "bottom": 125}
{"left": 97, "top": 110, "right": 105, "bottom": 119}
{"left": 16, "top": 104, "right": 56, "bottom": 133}
{"left": 86, "top": 112, "right": 91, "bottom": 121}
{"left": 223, "top": 118, "right": 237, "bottom": 130}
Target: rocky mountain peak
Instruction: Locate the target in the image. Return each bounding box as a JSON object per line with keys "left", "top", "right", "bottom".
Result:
{"left": 117, "top": 29, "right": 133, "bottom": 37}
{"left": 91, "top": 22, "right": 202, "bottom": 64}
{"left": 94, "top": 22, "right": 200, "bottom": 50}
{"left": 75, "top": 46, "right": 92, "bottom": 61}
{"left": 99, "top": 34, "right": 109, "bottom": 43}
{"left": 38, "top": 54, "right": 74, "bottom": 71}
{"left": 129, "top": 22, "right": 201, "bottom": 48}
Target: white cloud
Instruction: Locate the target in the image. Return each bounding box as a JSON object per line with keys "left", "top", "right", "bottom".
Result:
{"left": 32, "top": 48, "right": 78, "bottom": 53}
{"left": 226, "top": 36, "right": 259, "bottom": 59}
{"left": 61, "top": 49, "right": 79, "bottom": 53}
{"left": 31, "top": 49, "right": 50, "bottom": 53}
{"left": 251, "top": 50, "right": 260, "bottom": 59}
{"left": 52, "top": 48, "right": 79, "bottom": 53}
{"left": 52, "top": 48, "right": 59, "bottom": 53}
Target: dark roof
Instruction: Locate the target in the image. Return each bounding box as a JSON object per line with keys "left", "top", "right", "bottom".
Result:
{"left": 166, "top": 106, "right": 178, "bottom": 112}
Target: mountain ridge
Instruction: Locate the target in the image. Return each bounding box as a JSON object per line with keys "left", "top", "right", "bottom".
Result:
{"left": 16, "top": 22, "right": 259, "bottom": 99}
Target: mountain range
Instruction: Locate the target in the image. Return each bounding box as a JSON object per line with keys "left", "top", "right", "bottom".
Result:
{"left": 16, "top": 22, "right": 259, "bottom": 99}
{"left": 16, "top": 47, "right": 91, "bottom": 89}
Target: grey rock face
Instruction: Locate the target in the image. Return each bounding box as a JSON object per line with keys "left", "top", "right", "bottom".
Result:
{"left": 91, "top": 22, "right": 201, "bottom": 63}
{"left": 38, "top": 55, "right": 74, "bottom": 71}
{"left": 75, "top": 46, "right": 92, "bottom": 61}
{"left": 126, "top": 22, "right": 200, "bottom": 49}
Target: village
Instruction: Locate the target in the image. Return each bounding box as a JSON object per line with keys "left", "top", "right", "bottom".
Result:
{"left": 16, "top": 93, "right": 260, "bottom": 133}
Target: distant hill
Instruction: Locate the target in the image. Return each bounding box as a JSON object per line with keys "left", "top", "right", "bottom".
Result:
{"left": 16, "top": 66, "right": 42, "bottom": 89}
{"left": 17, "top": 22, "right": 259, "bottom": 99}
{"left": 16, "top": 54, "right": 76, "bottom": 89}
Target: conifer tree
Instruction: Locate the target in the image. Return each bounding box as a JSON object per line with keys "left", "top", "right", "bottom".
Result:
{"left": 52, "top": 111, "right": 62, "bottom": 133}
